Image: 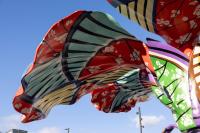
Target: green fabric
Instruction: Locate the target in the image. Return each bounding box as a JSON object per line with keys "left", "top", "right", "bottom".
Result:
{"left": 150, "top": 56, "right": 196, "bottom": 131}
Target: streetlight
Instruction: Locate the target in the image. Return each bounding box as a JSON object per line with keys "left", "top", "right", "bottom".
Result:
{"left": 65, "top": 128, "right": 70, "bottom": 133}
{"left": 136, "top": 107, "right": 144, "bottom": 133}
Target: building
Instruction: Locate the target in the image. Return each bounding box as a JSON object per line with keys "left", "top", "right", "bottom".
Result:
{"left": 6, "top": 129, "right": 28, "bottom": 133}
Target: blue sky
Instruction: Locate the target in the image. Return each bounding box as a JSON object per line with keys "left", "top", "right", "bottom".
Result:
{"left": 0, "top": 0, "right": 180, "bottom": 133}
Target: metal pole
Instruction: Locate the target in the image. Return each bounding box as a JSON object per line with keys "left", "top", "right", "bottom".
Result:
{"left": 65, "top": 128, "right": 70, "bottom": 133}
{"left": 136, "top": 107, "right": 144, "bottom": 133}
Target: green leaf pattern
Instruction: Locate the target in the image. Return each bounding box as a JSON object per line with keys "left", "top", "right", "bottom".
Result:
{"left": 150, "top": 56, "right": 196, "bottom": 131}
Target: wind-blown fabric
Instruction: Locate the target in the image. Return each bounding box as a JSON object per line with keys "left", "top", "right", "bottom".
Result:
{"left": 107, "top": 0, "right": 200, "bottom": 132}
{"left": 190, "top": 40, "right": 200, "bottom": 101}
{"left": 13, "top": 11, "right": 156, "bottom": 123}
{"left": 147, "top": 40, "right": 200, "bottom": 132}
{"left": 12, "top": 7, "right": 200, "bottom": 133}
{"left": 107, "top": 0, "right": 200, "bottom": 56}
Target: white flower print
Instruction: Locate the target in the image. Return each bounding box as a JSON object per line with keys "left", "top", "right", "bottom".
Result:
{"left": 174, "top": 94, "right": 185, "bottom": 103}
{"left": 160, "top": 1, "right": 165, "bottom": 6}
{"left": 101, "top": 91, "right": 108, "bottom": 96}
{"left": 101, "top": 98, "right": 106, "bottom": 103}
{"left": 29, "top": 115, "right": 38, "bottom": 120}
{"left": 189, "top": 20, "right": 198, "bottom": 29}
{"left": 167, "top": 85, "right": 173, "bottom": 94}
{"left": 156, "top": 60, "right": 163, "bottom": 67}
{"left": 164, "top": 69, "right": 169, "bottom": 76}
{"left": 115, "top": 57, "right": 124, "bottom": 64}
{"left": 193, "top": 5, "right": 200, "bottom": 18}
{"left": 160, "top": 81, "right": 165, "bottom": 87}
{"left": 110, "top": 94, "right": 115, "bottom": 98}
{"left": 21, "top": 108, "right": 30, "bottom": 114}
{"left": 189, "top": 1, "right": 198, "bottom": 6}
{"left": 175, "top": 33, "right": 192, "bottom": 44}
{"left": 131, "top": 49, "right": 140, "bottom": 61}
{"left": 14, "top": 103, "right": 22, "bottom": 109}
{"left": 54, "top": 33, "right": 68, "bottom": 43}
{"left": 182, "top": 16, "right": 189, "bottom": 22}
{"left": 47, "top": 30, "right": 56, "bottom": 39}
{"left": 103, "top": 45, "right": 114, "bottom": 53}
{"left": 162, "top": 35, "right": 173, "bottom": 44}
{"left": 92, "top": 93, "right": 99, "bottom": 99}
{"left": 178, "top": 103, "right": 186, "bottom": 110}
{"left": 65, "top": 20, "right": 73, "bottom": 26}
{"left": 175, "top": 68, "right": 183, "bottom": 77}
{"left": 181, "top": 115, "right": 194, "bottom": 127}
{"left": 156, "top": 18, "right": 172, "bottom": 27}
{"left": 88, "top": 66, "right": 101, "bottom": 73}
{"left": 171, "top": 10, "right": 180, "bottom": 18}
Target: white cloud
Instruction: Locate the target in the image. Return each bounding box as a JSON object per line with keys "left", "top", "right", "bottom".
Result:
{"left": 0, "top": 115, "right": 62, "bottom": 133}
{"left": 36, "top": 127, "right": 62, "bottom": 133}
{"left": 133, "top": 115, "right": 165, "bottom": 127}
{"left": 0, "top": 114, "right": 21, "bottom": 132}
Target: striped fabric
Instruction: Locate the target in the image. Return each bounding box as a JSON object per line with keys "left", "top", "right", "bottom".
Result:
{"left": 13, "top": 8, "right": 200, "bottom": 132}
{"left": 108, "top": 0, "right": 155, "bottom": 32}
{"left": 191, "top": 39, "right": 200, "bottom": 101}
{"left": 193, "top": 45, "right": 200, "bottom": 90}
{"left": 107, "top": 0, "right": 200, "bottom": 54}
{"left": 62, "top": 11, "right": 133, "bottom": 80}
{"left": 147, "top": 40, "right": 189, "bottom": 71}
{"left": 62, "top": 11, "right": 155, "bottom": 113}
{"left": 108, "top": 0, "right": 135, "bottom": 7}
{"left": 13, "top": 11, "right": 156, "bottom": 123}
